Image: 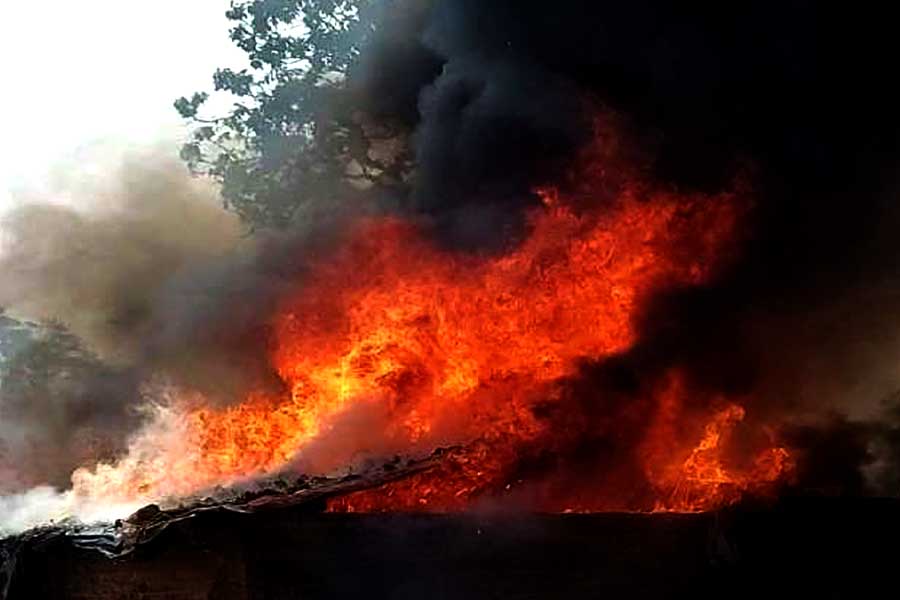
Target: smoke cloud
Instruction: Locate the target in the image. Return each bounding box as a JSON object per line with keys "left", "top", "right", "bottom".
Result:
{"left": 387, "top": 0, "right": 900, "bottom": 493}
{"left": 5, "top": 0, "right": 900, "bottom": 515}
{"left": 0, "top": 146, "right": 381, "bottom": 497}
{"left": 0, "top": 149, "right": 254, "bottom": 492}
{"left": 0, "top": 152, "right": 242, "bottom": 362}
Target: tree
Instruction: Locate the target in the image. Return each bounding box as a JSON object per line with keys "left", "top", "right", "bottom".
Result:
{"left": 0, "top": 309, "right": 38, "bottom": 372}
{"left": 175, "top": 0, "right": 416, "bottom": 229}
{"left": 0, "top": 320, "right": 138, "bottom": 490}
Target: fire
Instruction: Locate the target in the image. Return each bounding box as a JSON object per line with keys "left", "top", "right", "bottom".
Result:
{"left": 68, "top": 117, "right": 791, "bottom": 516}
{"left": 658, "top": 405, "right": 791, "bottom": 512}
{"left": 640, "top": 375, "right": 792, "bottom": 513}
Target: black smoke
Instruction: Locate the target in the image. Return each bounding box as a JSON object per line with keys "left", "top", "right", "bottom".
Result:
{"left": 359, "top": 0, "right": 900, "bottom": 495}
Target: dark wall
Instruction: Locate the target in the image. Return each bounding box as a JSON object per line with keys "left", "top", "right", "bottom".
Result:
{"left": 6, "top": 500, "right": 900, "bottom": 599}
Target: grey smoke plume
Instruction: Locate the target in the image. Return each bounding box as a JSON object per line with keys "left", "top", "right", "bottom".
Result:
{"left": 0, "top": 151, "right": 242, "bottom": 363}
{"left": 0, "top": 145, "right": 380, "bottom": 497}
{"left": 0, "top": 149, "right": 249, "bottom": 492}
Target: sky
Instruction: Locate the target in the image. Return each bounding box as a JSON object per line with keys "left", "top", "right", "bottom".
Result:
{"left": 0, "top": 1, "right": 245, "bottom": 213}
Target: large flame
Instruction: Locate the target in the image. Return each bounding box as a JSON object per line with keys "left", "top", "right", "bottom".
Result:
{"left": 68, "top": 117, "right": 790, "bottom": 518}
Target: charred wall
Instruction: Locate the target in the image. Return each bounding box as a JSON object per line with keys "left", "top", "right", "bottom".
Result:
{"left": 6, "top": 499, "right": 900, "bottom": 600}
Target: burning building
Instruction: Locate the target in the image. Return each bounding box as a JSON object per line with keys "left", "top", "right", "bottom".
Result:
{"left": 2, "top": 1, "right": 900, "bottom": 597}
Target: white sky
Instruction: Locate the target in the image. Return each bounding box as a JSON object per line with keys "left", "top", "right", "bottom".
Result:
{"left": 0, "top": 1, "right": 245, "bottom": 212}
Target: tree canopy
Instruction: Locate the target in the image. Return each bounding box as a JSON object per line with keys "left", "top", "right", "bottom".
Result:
{"left": 175, "top": 0, "right": 416, "bottom": 229}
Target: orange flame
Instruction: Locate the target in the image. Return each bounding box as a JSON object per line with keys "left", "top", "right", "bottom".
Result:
{"left": 639, "top": 375, "right": 792, "bottom": 513}
{"left": 69, "top": 116, "right": 791, "bottom": 515}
